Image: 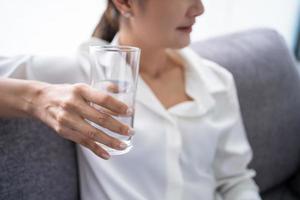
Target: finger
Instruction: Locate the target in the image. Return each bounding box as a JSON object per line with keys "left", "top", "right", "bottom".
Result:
{"left": 60, "top": 127, "right": 111, "bottom": 160}
{"left": 59, "top": 110, "right": 128, "bottom": 151}
{"left": 103, "top": 81, "right": 119, "bottom": 93}
{"left": 92, "top": 104, "right": 120, "bottom": 117}
{"left": 79, "top": 85, "right": 132, "bottom": 116}
{"left": 100, "top": 81, "right": 128, "bottom": 93}
{"left": 75, "top": 100, "right": 133, "bottom": 136}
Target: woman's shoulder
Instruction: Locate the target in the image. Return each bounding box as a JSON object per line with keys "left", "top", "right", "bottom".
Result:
{"left": 180, "top": 47, "right": 235, "bottom": 93}
{"left": 78, "top": 37, "right": 109, "bottom": 55}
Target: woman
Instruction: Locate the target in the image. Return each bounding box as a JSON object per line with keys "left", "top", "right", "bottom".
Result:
{"left": 76, "top": 0, "right": 261, "bottom": 199}
{"left": 0, "top": 0, "right": 261, "bottom": 199}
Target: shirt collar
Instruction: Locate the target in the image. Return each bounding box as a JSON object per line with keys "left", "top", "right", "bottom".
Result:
{"left": 110, "top": 34, "right": 119, "bottom": 46}
{"left": 109, "top": 33, "right": 227, "bottom": 121}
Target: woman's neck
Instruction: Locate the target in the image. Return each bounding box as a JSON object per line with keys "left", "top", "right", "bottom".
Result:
{"left": 118, "top": 31, "right": 170, "bottom": 79}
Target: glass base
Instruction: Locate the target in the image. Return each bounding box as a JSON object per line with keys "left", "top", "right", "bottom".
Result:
{"left": 96, "top": 142, "right": 133, "bottom": 155}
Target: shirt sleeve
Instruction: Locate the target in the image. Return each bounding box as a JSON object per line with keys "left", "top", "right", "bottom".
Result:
{"left": 213, "top": 73, "right": 262, "bottom": 200}
{"left": 0, "top": 54, "right": 90, "bottom": 84}
{"left": 0, "top": 37, "right": 108, "bottom": 83}
{"left": 0, "top": 55, "right": 32, "bottom": 79}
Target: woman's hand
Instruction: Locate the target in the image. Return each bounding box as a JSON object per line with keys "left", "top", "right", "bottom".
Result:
{"left": 28, "top": 82, "right": 133, "bottom": 160}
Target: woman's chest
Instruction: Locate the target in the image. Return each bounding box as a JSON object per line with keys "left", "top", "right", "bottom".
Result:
{"left": 131, "top": 103, "right": 226, "bottom": 168}
{"left": 141, "top": 67, "right": 192, "bottom": 109}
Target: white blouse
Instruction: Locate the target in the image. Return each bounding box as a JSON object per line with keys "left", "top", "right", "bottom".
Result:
{"left": 0, "top": 36, "right": 261, "bottom": 200}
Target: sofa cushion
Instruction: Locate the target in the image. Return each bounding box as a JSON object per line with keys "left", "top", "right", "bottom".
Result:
{"left": 262, "top": 184, "right": 299, "bottom": 200}
{"left": 290, "top": 169, "right": 300, "bottom": 196}
{"left": 0, "top": 118, "right": 79, "bottom": 200}
{"left": 191, "top": 29, "right": 300, "bottom": 193}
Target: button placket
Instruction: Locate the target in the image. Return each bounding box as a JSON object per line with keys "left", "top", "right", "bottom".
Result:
{"left": 165, "top": 117, "right": 184, "bottom": 200}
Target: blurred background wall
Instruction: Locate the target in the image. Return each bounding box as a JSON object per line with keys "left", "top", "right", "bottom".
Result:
{"left": 0, "top": 0, "right": 299, "bottom": 57}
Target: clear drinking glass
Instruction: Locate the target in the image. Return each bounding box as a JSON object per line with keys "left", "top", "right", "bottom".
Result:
{"left": 89, "top": 45, "right": 141, "bottom": 155}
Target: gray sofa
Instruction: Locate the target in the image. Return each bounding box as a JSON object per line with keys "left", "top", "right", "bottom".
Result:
{"left": 1, "top": 29, "right": 300, "bottom": 200}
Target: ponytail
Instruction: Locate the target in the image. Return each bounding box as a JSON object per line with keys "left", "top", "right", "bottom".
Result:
{"left": 92, "top": 0, "right": 120, "bottom": 42}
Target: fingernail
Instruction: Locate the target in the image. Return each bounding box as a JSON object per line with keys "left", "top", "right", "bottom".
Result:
{"left": 127, "top": 127, "right": 135, "bottom": 136}
{"left": 102, "top": 153, "right": 111, "bottom": 160}
{"left": 119, "top": 142, "right": 127, "bottom": 149}
{"left": 126, "top": 108, "right": 134, "bottom": 116}
{"left": 122, "top": 126, "right": 133, "bottom": 136}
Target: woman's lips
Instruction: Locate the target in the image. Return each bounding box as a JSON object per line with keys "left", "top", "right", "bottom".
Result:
{"left": 176, "top": 26, "right": 193, "bottom": 33}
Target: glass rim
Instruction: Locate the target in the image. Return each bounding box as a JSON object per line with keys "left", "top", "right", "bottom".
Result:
{"left": 89, "top": 45, "right": 140, "bottom": 53}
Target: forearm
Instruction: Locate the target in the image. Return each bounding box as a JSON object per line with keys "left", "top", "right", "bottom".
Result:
{"left": 0, "top": 78, "right": 49, "bottom": 118}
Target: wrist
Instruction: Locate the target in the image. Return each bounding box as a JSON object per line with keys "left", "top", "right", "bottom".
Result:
{"left": 22, "top": 80, "right": 50, "bottom": 118}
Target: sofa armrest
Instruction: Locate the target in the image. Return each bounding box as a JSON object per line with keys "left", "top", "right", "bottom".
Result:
{"left": 0, "top": 118, "right": 79, "bottom": 200}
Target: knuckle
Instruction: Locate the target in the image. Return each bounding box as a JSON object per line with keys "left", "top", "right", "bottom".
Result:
{"left": 100, "top": 94, "right": 112, "bottom": 104}
{"left": 84, "top": 141, "right": 103, "bottom": 156}
{"left": 107, "top": 138, "right": 119, "bottom": 149}
{"left": 78, "top": 137, "right": 87, "bottom": 146}
{"left": 56, "top": 111, "right": 67, "bottom": 124}
{"left": 68, "top": 93, "right": 79, "bottom": 103}
{"left": 94, "top": 133, "right": 110, "bottom": 146}
{"left": 98, "top": 113, "right": 110, "bottom": 124}
{"left": 63, "top": 95, "right": 81, "bottom": 110}
{"left": 86, "top": 130, "right": 96, "bottom": 139}
{"left": 54, "top": 125, "right": 64, "bottom": 135}
{"left": 80, "top": 138, "right": 92, "bottom": 148}
{"left": 82, "top": 141, "right": 91, "bottom": 149}
{"left": 89, "top": 142, "right": 99, "bottom": 151}
{"left": 61, "top": 100, "right": 73, "bottom": 110}
{"left": 72, "top": 85, "right": 82, "bottom": 95}
{"left": 73, "top": 83, "right": 88, "bottom": 94}
{"left": 120, "top": 125, "right": 128, "bottom": 135}
{"left": 85, "top": 140, "right": 95, "bottom": 149}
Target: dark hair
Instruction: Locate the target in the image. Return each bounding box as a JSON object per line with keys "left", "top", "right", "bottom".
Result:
{"left": 92, "top": 0, "right": 120, "bottom": 42}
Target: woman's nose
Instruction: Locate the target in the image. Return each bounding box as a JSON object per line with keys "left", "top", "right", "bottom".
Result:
{"left": 189, "top": 0, "right": 205, "bottom": 18}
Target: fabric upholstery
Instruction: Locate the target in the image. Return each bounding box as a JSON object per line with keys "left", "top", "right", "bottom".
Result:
{"left": 0, "top": 118, "right": 79, "bottom": 200}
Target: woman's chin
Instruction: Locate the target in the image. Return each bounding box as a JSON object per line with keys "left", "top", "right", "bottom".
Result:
{"left": 172, "top": 38, "right": 190, "bottom": 49}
